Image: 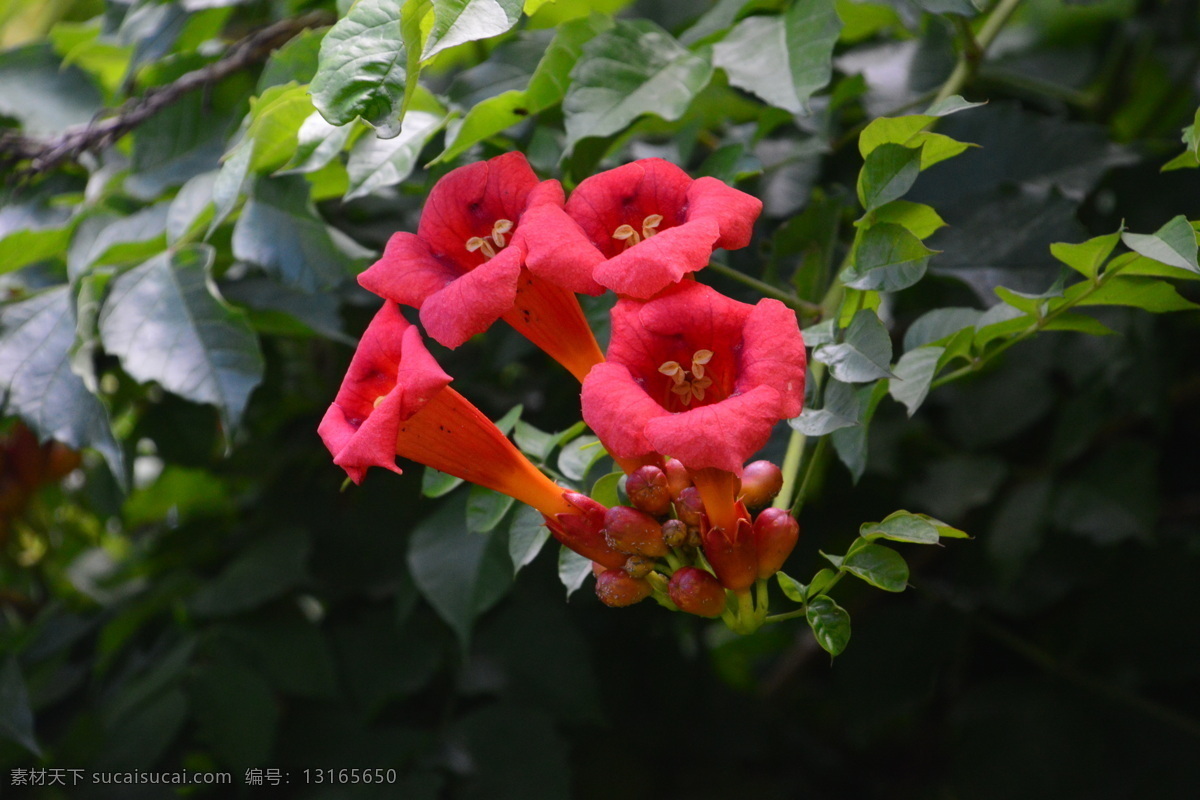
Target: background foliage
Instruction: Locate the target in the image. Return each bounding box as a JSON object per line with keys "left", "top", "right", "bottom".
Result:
{"left": 2, "top": 0, "right": 1199, "bottom": 797}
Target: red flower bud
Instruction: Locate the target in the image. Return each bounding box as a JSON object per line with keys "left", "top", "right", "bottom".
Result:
{"left": 625, "top": 465, "right": 671, "bottom": 516}
{"left": 664, "top": 458, "right": 691, "bottom": 500}
{"left": 674, "top": 486, "right": 705, "bottom": 527}
{"left": 702, "top": 518, "right": 758, "bottom": 593}
{"left": 595, "top": 568, "right": 652, "bottom": 607}
{"left": 547, "top": 493, "right": 628, "bottom": 569}
{"left": 668, "top": 567, "right": 726, "bottom": 618}
{"left": 739, "top": 460, "right": 783, "bottom": 510}
{"left": 752, "top": 507, "right": 800, "bottom": 579}
{"left": 603, "top": 505, "right": 668, "bottom": 558}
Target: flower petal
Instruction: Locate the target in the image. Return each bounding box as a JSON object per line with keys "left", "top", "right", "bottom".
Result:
{"left": 643, "top": 385, "right": 783, "bottom": 474}
{"left": 738, "top": 298, "right": 807, "bottom": 418}
{"left": 359, "top": 232, "right": 459, "bottom": 309}
{"left": 686, "top": 176, "right": 762, "bottom": 251}
{"left": 518, "top": 181, "right": 605, "bottom": 295}
{"left": 419, "top": 244, "right": 523, "bottom": 348}
{"left": 592, "top": 218, "right": 720, "bottom": 298}
{"left": 580, "top": 361, "right": 667, "bottom": 460}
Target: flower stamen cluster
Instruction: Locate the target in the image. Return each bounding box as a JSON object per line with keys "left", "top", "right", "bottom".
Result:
{"left": 611, "top": 213, "right": 663, "bottom": 248}
{"left": 465, "top": 218, "right": 514, "bottom": 259}
{"left": 658, "top": 349, "right": 714, "bottom": 406}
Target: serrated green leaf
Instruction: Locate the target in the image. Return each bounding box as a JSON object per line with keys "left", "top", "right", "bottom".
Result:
{"left": 805, "top": 596, "right": 851, "bottom": 656}
{"left": 558, "top": 546, "right": 592, "bottom": 600}
{"left": 841, "top": 542, "right": 908, "bottom": 591}
{"left": 858, "top": 115, "right": 931, "bottom": 158}
{"left": 422, "top": 0, "right": 524, "bottom": 61}
{"left": 0, "top": 286, "right": 124, "bottom": 483}
{"left": 1070, "top": 275, "right": 1200, "bottom": 313}
{"left": 557, "top": 434, "right": 604, "bottom": 482}
{"left": 467, "top": 485, "right": 516, "bottom": 533}
{"left": 508, "top": 504, "right": 550, "bottom": 575}
{"left": 813, "top": 309, "right": 895, "bottom": 383}
{"left": 870, "top": 200, "right": 946, "bottom": 240}
{"left": 98, "top": 245, "right": 264, "bottom": 431}
{"left": 563, "top": 19, "right": 712, "bottom": 152}
{"left": 345, "top": 106, "right": 445, "bottom": 200}
{"left": 915, "top": 131, "right": 971, "bottom": 169}
{"left": 857, "top": 143, "right": 922, "bottom": 211}
{"left": 231, "top": 176, "right": 356, "bottom": 291}
{"left": 435, "top": 15, "right": 610, "bottom": 163}
{"left": 1050, "top": 229, "right": 1122, "bottom": 279}
{"left": 711, "top": 0, "right": 841, "bottom": 114}
{"left": 409, "top": 497, "right": 512, "bottom": 646}
{"left": 310, "top": 0, "right": 408, "bottom": 134}
{"left": 888, "top": 345, "right": 943, "bottom": 416}
{"left": 790, "top": 377, "right": 862, "bottom": 435}
{"left": 422, "top": 467, "right": 464, "bottom": 498}
{"left": 276, "top": 112, "right": 358, "bottom": 175}
{"left": 842, "top": 222, "right": 937, "bottom": 292}
{"left": 1120, "top": 215, "right": 1199, "bottom": 274}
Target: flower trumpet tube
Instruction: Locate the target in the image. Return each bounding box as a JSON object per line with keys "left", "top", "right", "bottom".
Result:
{"left": 318, "top": 303, "right": 625, "bottom": 569}
{"left": 358, "top": 152, "right": 604, "bottom": 382}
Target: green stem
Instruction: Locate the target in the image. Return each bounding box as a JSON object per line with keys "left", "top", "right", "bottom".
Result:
{"left": 755, "top": 578, "right": 770, "bottom": 624}
{"left": 764, "top": 608, "right": 808, "bottom": 624}
{"left": 789, "top": 435, "right": 829, "bottom": 517}
{"left": 707, "top": 260, "right": 821, "bottom": 317}
{"left": 774, "top": 428, "right": 806, "bottom": 510}
{"left": 931, "top": 0, "right": 1026, "bottom": 106}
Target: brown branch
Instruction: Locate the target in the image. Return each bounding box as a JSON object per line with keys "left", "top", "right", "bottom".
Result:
{"left": 0, "top": 11, "right": 331, "bottom": 176}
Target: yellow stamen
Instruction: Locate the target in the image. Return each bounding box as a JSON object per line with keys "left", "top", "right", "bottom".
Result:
{"left": 642, "top": 214, "right": 663, "bottom": 239}
{"left": 658, "top": 350, "right": 716, "bottom": 407}
{"left": 465, "top": 218, "right": 514, "bottom": 260}
{"left": 613, "top": 223, "right": 640, "bottom": 248}
{"left": 613, "top": 214, "right": 665, "bottom": 249}
{"left": 373, "top": 395, "right": 386, "bottom": 409}
{"left": 465, "top": 236, "right": 497, "bottom": 259}
{"left": 491, "top": 218, "right": 513, "bottom": 248}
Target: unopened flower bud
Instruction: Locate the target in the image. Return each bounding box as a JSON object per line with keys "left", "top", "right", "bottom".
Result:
{"left": 595, "top": 568, "right": 652, "bottom": 607}
{"left": 686, "top": 527, "right": 702, "bottom": 548}
{"left": 661, "top": 519, "right": 688, "bottom": 548}
{"left": 624, "top": 555, "right": 654, "bottom": 579}
{"left": 702, "top": 519, "right": 758, "bottom": 593}
{"left": 740, "top": 460, "right": 783, "bottom": 510}
{"left": 674, "top": 486, "right": 704, "bottom": 527}
{"left": 625, "top": 465, "right": 671, "bottom": 516}
{"left": 603, "top": 505, "right": 669, "bottom": 557}
{"left": 668, "top": 567, "right": 726, "bottom": 618}
{"left": 752, "top": 507, "right": 800, "bottom": 579}
{"left": 664, "top": 458, "right": 691, "bottom": 500}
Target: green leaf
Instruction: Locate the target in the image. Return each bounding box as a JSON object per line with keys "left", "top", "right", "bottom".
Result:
{"left": 0, "top": 657, "right": 41, "bottom": 756}
{"left": 888, "top": 345, "right": 943, "bottom": 416}
{"left": 842, "top": 222, "right": 937, "bottom": 292}
{"left": 467, "top": 485, "right": 516, "bottom": 533}
{"left": 232, "top": 176, "right": 358, "bottom": 291}
{"left": 514, "top": 420, "right": 556, "bottom": 460}
{"left": 244, "top": 83, "right": 316, "bottom": 174}
{"left": 0, "top": 201, "right": 74, "bottom": 275}
{"left": 558, "top": 546, "right": 592, "bottom": 600}
{"left": 166, "top": 171, "right": 217, "bottom": 245}
{"left": 209, "top": 144, "right": 252, "bottom": 236}
{"left": 857, "top": 114, "right": 973, "bottom": 169}
{"left": 790, "top": 377, "right": 862, "bottom": 435}
{"left": 1120, "top": 215, "right": 1200, "bottom": 274}
{"left": 813, "top": 309, "right": 895, "bottom": 383}
{"left": 915, "top": 131, "right": 972, "bottom": 170}
{"left": 903, "top": 307, "right": 983, "bottom": 350}
{"left": 0, "top": 44, "right": 103, "bottom": 134}
{"left": 508, "top": 504, "right": 550, "bottom": 575}
{"left": 711, "top": 0, "right": 841, "bottom": 114}
{"left": 67, "top": 204, "right": 170, "bottom": 277}
{"left": 98, "top": 246, "right": 264, "bottom": 431}
{"left": 423, "top": 0, "right": 524, "bottom": 61}
{"left": 124, "top": 466, "right": 234, "bottom": 528}
{"left": 563, "top": 19, "right": 713, "bottom": 152}
{"left": 0, "top": 286, "right": 124, "bottom": 483}
{"left": 830, "top": 381, "right": 886, "bottom": 483}
{"left": 557, "top": 434, "right": 604, "bottom": 482}
{"left": 190, "top": 652, "right": 277, "bottom": 773}
{"left": 435, "top": 15, "right": 610, "bottom": 163}
{"left": 408, "top": 497, "right": 512, "bottom": 646}
{"left": 924, "top": 95, "right": 986, "bottom": 116}
{"left": 859, "top": 510, "right": 940, "bottom": 544}
{"left": 277, "top": 112, "right": 358, "bottom": 175}
{"left": 1050, "top": 229, "right": 1122, "bottom": 279}
{"left": 870, "top": 200, "right": 946, "bottom": 240}
{"left": 776, "top": 571, "right": 806, "bottom": 603}
{"left": 310, "top": 0, "right": 408, "bottom": 135}
{"left": 857, "top": 143, "right": 922, "bottom": 211}
{"left": 1070, "top": 276, "right": 1200, "bottom": 313}
{"left": 841, "top": 542, "right": 909, "bottom": 591}
{"left": 345, "top": 103, "right": 446, "bottom": 200}
{"left": 189, "top": 529, "right": 311, "bottom": 617}
{"left": 590, "top": 470, "right": 623, "bottom": 509}
{"left": 422, "top": 467, "right": 464, "bottom": 498}
{"left": 1107, "top": 252, "right": 1200, "bottom": 282}
{"left": 805, "top": 596, "right": 851, "bottom": 656}
{"left": 1161, "top": 150, "right": 1199, "bottom": 172}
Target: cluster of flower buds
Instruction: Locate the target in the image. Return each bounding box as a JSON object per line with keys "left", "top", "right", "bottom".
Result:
{"left": 320, "top": 152, "right": 806, "bottom": 633}
{"left": 587, "top": 460, "right": 799, "bottom": 621}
